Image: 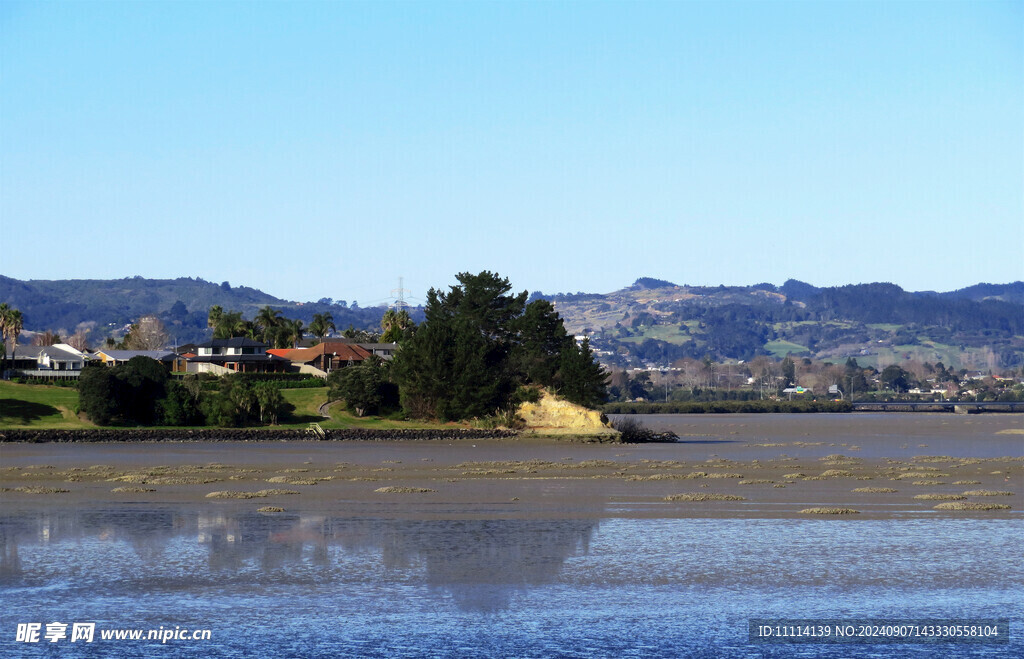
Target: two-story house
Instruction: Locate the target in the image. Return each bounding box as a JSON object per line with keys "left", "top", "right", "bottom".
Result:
{"left": 186, "top": 338, "right": 288, "bottom": 374}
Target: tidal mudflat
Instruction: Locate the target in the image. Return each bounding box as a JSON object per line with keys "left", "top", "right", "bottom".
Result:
{"left": 2, "top": 414, "right": 1021, "bottom": 656}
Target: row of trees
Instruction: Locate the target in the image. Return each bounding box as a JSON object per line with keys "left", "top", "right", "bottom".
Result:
{"left": 207, "top": 305, "right": 339, "bottom": 348}
{"left": 78, "top": 358, "right": 293, "bottom": 426}
{"left": 607, "top": 352, "right": 1024, "bottom": 404}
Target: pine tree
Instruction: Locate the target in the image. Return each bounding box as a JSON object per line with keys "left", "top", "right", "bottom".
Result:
{"left": 393, "top": 271, "right": 608, "bottom": 420}
{"left": 557, "top": 339, "right": 608, "bottom": 408}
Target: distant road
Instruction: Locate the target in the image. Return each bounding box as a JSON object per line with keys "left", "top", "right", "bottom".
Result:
{"left": 852, "top": 401, "right": 1024, "bottom": 413}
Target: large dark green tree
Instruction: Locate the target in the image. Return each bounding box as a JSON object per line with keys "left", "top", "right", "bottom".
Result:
{"left": 78, "top": 366, "right": 119, "bottom": 425}
{"left": 160, "top": 378, "right": 206, "bottom": 426}
{"left": 78, "top": 357, "right": 168, "bottom": 425}
{"left": 512, "top": 299, "right": 569, "bottom": 386}
{"left": 393, "top": 272, "right": 525, "bottom": 420}
{"left": 393, "top": 271, "right": 607, "bottom": 420}
{"left": 328, "top": 355, "right": 399, "bottom": 417}
{"left": 881, "top": 365, "right": 909, "bottom": 393}
{"left": 557, "top": 338, "right": 608, "bottom": 408}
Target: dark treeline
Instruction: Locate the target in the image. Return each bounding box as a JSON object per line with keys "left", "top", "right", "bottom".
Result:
{"left": 807, "top": 284, "right": 1024, "bottom": 333}
{"left": 604, "top": 400, "right": 853, "bottom": 414}
{"left": 78, "top": 358, "right": 296, "bottom": 427}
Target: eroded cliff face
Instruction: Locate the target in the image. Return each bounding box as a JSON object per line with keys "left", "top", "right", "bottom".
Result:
{"left": 517, "top": 392, "right": 618, "bottom": 436}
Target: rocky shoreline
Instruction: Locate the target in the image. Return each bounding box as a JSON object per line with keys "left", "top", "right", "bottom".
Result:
{"left": 0, "top": 428, "right": 521, "bottom": 443}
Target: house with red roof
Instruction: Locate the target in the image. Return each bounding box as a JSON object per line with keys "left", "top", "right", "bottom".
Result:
{"left": 267, "top": 340, "right": 372, "bottom": 377}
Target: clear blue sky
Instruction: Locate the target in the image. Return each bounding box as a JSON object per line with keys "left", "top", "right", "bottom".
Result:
{"left": 2, "top": 0, "right": 1021, "bottom": 306}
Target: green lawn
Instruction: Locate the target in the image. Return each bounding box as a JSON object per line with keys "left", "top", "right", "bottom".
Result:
{"left": 0, "top": 381, "right": 91, "bottom": 428}
{"left": 815, "top": 343, "right": 982, "bottom": 371}
{"left": 764, "top": 340, "right": 809, "bottom": 357}
{"left": 617, "top": 324, "right": 691, "bottom": 345}
{"left": 0, "top": 382, "right": 452, "bottom": 431}
{"left": 280, "top": 387, "right": 456, "bottom": 430}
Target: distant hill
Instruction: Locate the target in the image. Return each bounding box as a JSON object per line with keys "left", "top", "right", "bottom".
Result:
{"left": 631, "top": 277, "right": 679, "bottom": 290}
{"left": 3, "top": 275, "right": 1021, "bottom": 371}
{"left": 0, "top": 276, "right": 393, "bottom": 346}
{"left": 544, "top": 280, "right": 1024, "bottom": 372}
{"left": 937, "top": 282, "right": 1024, "bottom": 305}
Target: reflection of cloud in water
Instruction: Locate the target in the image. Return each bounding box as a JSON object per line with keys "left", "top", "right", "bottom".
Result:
{"left": 0, "top": 509, "right": 598, "bottom": 612}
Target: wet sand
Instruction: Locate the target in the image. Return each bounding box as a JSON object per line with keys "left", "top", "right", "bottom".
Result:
{"left": 2, "top": 414, "right": 1021, "bottom": 519}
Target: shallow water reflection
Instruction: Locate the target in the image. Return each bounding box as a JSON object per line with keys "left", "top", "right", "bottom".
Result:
{"left": 1, "top": 508, "right": 598, "bottom": 612}
{"left": 1, "top": 507, "right": 1021, "bottom": 657}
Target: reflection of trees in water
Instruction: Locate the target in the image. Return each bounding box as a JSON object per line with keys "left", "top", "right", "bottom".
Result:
{"left": 368, "top": 518, "right": 598, "bottom": 612}
{"left": 201, "top": 512, "right": 311, "bottom": 572}
{"left": 0, "top": 510, "right": 598, "bottom": 611}
{"left": 0, "top": 508, "right": 184, "bottom": 580}
{"left": 0, "top": 537, "right": 21, "bottom": 579}
{"left": 197, "top": 515, "right": 598, "bottom": 610}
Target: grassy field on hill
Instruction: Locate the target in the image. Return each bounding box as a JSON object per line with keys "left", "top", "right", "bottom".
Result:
{"left": 763, "top": 339, "right": 809, "bottom": 357}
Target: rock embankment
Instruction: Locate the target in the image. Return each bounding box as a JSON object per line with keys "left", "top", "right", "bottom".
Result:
{"left": 0, "top": 428, "right": 519, "bottom": 443}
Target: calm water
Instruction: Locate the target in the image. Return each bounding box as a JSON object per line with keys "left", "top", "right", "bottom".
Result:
{"left": 1, "top": 505, "right": 1021, "bottom": 657}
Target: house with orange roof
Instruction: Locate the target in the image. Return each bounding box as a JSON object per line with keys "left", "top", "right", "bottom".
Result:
{"left": 268, "top": 340, "right": 372, "bottom": 377}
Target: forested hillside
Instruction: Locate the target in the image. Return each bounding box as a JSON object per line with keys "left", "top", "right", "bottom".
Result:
{"left": 546, "top": 279, "right": 1024, "bottom": 372}
{"left": 0, "top": 276, "right": 390, "bottom": 345}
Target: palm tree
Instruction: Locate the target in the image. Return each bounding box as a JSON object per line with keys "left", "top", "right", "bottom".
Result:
{"left": 309, "top": 312, "right": 336, "bottom": 340}
{"left": 207, "top": 305, "right": 223, "bottom": 331}
{"left": 381, "top": 308, "right": 412, "bottom": 343}
{"left": 267, "top": 324, "right": 288, "bottom": 350}
{"left": 255, "top": 306, "right": 283, "bottom": 343}
{"left": 381, "top": 309, "right": 397, "bottom": 336}
{"left": 0, "top": 303, "right": 9, "bottom": 373}
{"left": 3, "top": 307, "right": 24, "bottom": 373}
{"left": 213, "top": 311, "right": 246, "bottom": 339}
{"left": 286, "top": 318, "right": 305, "bottom": 349}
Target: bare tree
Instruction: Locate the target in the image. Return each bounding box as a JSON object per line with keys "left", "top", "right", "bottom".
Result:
{"left": 66, "top": 331, "right": 90, "bottom": 351}
{"left": 746, "top": 355, "right": 781, "bottom": 397}
{"left": 32, "top": 330, "right": 61, "bottom": 346}
{"left": 821, "top": 364, "right": 845, "bottom": 394}
{"left": 124, "top": 316, "right": 169, "bottom": 350}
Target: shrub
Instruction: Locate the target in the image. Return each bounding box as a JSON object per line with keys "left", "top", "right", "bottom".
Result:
{"left": 327, "top": 356, "right": 399, "bottom": 417}
{"left": 611, "top": 416, "right": 678, "bottom": 443}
